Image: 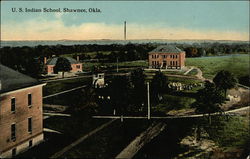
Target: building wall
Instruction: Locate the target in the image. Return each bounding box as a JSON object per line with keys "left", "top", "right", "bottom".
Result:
{"left": 148, "top": 52, "right": 185, "bottom": 69}
{"left": 71, "top": 63, "right": 82, "bottom": 73}
{"left": 0, "top": 85, "right": 44, "bottom": 157}
{"left": 46, "top": 65, "right": 54, "bottom": 74}
{"left": 0, "top": 133, "right": 43, "bottom": 158}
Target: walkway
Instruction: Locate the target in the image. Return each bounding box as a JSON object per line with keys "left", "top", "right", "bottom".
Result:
{"left": 183, "top": 66, "right": 194, "bottom": 75}
{"left": 41, "top": 72, "right": 129, "bottom": 83}
{"left": 115, "top": 122, "right": 166, "bottom": 159}
{"left": 93, "top": 106, "right": 250, "bottom": 120}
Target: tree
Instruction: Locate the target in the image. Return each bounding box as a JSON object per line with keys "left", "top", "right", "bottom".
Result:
{"left": 23, "top": 57, "right": 44, "bottom": 78}
{"left": 54, "top": 57, "right": 72, "bottom": 78}
{"left": 151, "top": 71, "right": 168, "bottom": 104}
{"left": 213, "top": 70, "right": 238, "bottom": 98}
{"left": 130, "top": 69, "right": 146, "bottom": 111}
{"left": 109, "top": 76, "right": 130, "bottom": 115}
{"left": 193, "top": 81, "right": 225, "bottom": 124}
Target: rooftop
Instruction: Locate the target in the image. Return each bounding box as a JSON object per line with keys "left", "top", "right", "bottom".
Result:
{"left": 0, "top": 64, "right": 42, "bottom": 94}
{"left": 46, "top": 57, "right": 80, "bottom": 65}
{"left": 149, "top": 45, "right": 184, "bottom": 54}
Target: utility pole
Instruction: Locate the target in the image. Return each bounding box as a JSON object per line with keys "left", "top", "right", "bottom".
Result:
{"left": 147, "top": 82, "right": 151, "bottom": 120}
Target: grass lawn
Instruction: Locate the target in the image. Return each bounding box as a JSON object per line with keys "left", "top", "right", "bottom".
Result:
{"left": 82, "top": 60, "right": 148, "bottom": 71}
{"left": 167, "top": 76, "right": 202, "bottom": 84}
{"left": 43, "top": 77, "right": 92, "bottom": 96}
{"left": 186, "top": 68, "right": 198, "bottom": 76}
{"left": 186, "top": 54, "right": 249, "bottom": 79}
{"left": 153, "top": 94, "right": 196, "bottom": 114}
{"left": 61, "top": 119, "right": 151, "bottom": 158}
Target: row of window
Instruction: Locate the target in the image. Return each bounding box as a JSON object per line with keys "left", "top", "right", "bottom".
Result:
{"left": 11, "top": 94, "right": 32, "bottom": 112}
{"left": 152, "top": 61, "right": 160, "bottom": 65}
{"left": 151, "top": 54, "right": 179, "bottom": 59}
{"left": 11, "top": 117, "right": 32, "bottom": 141}
{"left": 151, "top": 61, "right": 179, "bottom": 66}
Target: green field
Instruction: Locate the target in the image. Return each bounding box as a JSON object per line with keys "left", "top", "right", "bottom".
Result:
{"left": 153, "top": 94, "right": 196, "bottom": 114}
{"left": 43, "top": 77, "right": 91, "bottom": 96}
{"left": 186, "top": 54, "right": 249, "bottom": 79}
{"left": 83, "top": 60, "right": 148, "bottom": 71}
{"left": 82, "top": 54, "right": 249, "bottom": 80}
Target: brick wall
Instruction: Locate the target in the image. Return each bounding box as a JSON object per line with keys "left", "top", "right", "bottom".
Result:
{"left": 71, "top": 63, "right": 82, "bottom": 72}
{"left": 148, "top": 52, "right": 185, "bottom": 68}
{"left": 46, "top": 63, "right": 82, "bottom": 74}
{"left": 0, "top": 85, "right": 43, "bottom": 155}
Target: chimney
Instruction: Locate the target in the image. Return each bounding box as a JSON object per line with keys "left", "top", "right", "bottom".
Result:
{"left": 124, "top": 21, "right": 126, "bottom": 40}
{"left": 77, "top": 56, "right": 79, "bottom": 62}
{"left": 44, "top": 57, "right": 47, "bottom": 64}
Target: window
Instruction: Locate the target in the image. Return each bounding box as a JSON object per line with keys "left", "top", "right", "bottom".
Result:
{"left": 29, "top": 140, "right": 33, "bottom": 148}
{"left": 12, "top": 148, "right": 16, "bottom": 157}
{"left": 11, "top": 98, "right": 15, "bottom": 112}
{"left": 28, "top": 94, "right": 32, "bottom": 107}
{"left": 76, "top": 65, "right": 80, "bottom": 69}
{"left": 176, "top": 61, "right": 178, "bottom": 66}
{"left": 28, "top": 117, "right": 32, "bottom": 133}
{"left": 11, "top": 124, "right": 16, "bottom": 141}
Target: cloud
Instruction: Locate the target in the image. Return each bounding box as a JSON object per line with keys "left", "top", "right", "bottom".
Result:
{"left": 1, "top": 18, "right": 249, "bottom": 41}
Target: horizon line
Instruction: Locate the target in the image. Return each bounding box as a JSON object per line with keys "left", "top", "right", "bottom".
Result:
{"left": 1, "top": 38, "right": 248, "bottom": 42}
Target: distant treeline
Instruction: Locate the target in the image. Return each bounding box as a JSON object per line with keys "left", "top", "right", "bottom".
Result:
{"left": 0, "top": 42, "right": 249, "bottom": 77}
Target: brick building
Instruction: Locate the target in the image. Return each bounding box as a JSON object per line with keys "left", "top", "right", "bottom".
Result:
{"left": 148, "top": 45, "right": 186, "bottom": 69}
{"left": 0, "top": 64, "right": 46, "bottom": 158}
{"left": 44, "top": 56, "right": 82, "bottom": 74}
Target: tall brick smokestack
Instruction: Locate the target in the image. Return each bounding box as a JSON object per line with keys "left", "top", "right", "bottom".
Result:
{"left": 124, "top": 21, "right": 126, "bottom": 40}
{"left": 77, "top": 56, "right": 79, "bottom": 62}
{"left": 44, "top": 57, "right": 47, "bottom": 64}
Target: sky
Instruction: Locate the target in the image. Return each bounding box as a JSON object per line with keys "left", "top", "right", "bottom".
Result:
{"left": 1, "top": 1, "right": 249, "bottom": 41}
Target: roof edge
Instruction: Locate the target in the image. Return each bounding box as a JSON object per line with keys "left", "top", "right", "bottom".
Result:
{"left": 0, "top": 82, "right": 46, "bottom": 96}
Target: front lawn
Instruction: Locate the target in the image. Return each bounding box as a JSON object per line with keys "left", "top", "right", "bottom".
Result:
{"left": 186, "top": 54, "right": 249, "bottom": 79}
{"left": 153, "top": 94, "right": 196, "bottom": 114}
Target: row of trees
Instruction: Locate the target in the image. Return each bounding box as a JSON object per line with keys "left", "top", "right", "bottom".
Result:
{"left": 1, "top": 42, "right": 248, "bottom": 77}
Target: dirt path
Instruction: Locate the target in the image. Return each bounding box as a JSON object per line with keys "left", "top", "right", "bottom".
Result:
{"left": 115, "top": 122, "right": 166, "bottom": 159}
{"left": 183, "top": 66, "right": 194, "bottom": 75}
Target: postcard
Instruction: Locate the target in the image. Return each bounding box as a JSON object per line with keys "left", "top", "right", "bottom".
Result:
{"left": 0, "top": 1, "right": 249, "bottom": 158}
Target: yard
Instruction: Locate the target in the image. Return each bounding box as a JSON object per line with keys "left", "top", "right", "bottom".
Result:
{"left": 185, "top": 54, "right": 249, "bottom": 79}
{"left": 43, "top": 77, "right": 92, "bottom": 96}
